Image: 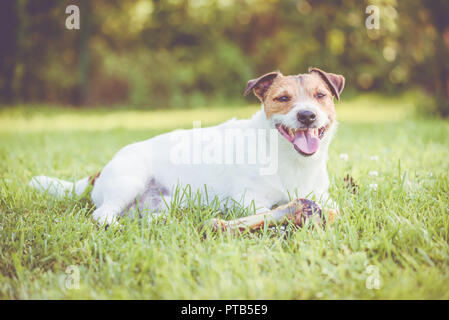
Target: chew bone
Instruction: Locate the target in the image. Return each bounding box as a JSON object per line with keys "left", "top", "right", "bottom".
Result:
{"left": 204, "top": 198, "right": 337, "bottom": 234}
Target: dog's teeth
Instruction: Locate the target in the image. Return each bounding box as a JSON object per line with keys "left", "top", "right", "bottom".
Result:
{"left": 289, "top": 128, "right": 294, "bottom": 137}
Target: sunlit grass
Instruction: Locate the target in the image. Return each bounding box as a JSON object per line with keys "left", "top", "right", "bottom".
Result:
{"left": 0, "top": 92, "right": 419, "bottom": 133}
{"left": 0, "top": 92, "right": 448, "bottom": 299}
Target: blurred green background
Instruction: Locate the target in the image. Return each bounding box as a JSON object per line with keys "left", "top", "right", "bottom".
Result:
{"left": 0, "top": 0, "right": 448, "bottom": 114}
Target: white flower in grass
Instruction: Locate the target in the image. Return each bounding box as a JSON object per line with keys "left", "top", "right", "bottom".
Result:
{"left": 339, "top": 153, "right": 349, "bottom": 161}
{"left": 426, "top": 171, "right": 433, "bottom": 177}
{"left": 369, "top": 183, "right": 378, "bottom": 190}
{"left": 369, "top": 171, "right": 378, "bottom": 177}
{"left": 370, "top": 155, "right": 379, "bottom": 161}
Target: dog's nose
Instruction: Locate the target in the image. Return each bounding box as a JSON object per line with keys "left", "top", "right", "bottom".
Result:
{"left": 297, "top": 110, "right": 317, "bottom": 125}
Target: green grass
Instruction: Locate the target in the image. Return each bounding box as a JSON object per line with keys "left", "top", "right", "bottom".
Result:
{"left": 1, "top": 93, "right": 448, "bottom": 299}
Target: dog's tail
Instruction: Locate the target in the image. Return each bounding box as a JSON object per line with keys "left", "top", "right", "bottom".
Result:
{"left": 29, "top": 172, "right": 100, "bottom": 198}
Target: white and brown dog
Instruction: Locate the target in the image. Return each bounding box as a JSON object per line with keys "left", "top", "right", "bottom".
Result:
{"left": 30, "top": 67, "right": 344, "bottom": 225}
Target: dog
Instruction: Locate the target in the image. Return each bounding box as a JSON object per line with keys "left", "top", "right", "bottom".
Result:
{"left": 30, "top": 67, "right": 344, "bottom": 225}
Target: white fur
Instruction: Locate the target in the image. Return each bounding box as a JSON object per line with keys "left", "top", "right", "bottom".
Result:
{"left": 30, "top": 104, "right": 337, "bottom": 225}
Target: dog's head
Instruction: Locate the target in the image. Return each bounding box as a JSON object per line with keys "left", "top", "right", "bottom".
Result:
{"left": 244, "top": 67, "right": 345, "bottom": 157}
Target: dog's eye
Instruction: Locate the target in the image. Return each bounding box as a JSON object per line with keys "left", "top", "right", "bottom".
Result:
{"left": 275, "top": 96, "right": 290, "bottom": 102}
{"left": 316, "top": 92, "right": 326, "bottom": 99}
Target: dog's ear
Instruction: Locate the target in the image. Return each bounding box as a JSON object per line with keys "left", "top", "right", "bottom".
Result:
{"left": 244, "top": 71, "right": 281, "bottom": 100}
{"left": 309, "top": 67, "right": 345, "bottom": 100}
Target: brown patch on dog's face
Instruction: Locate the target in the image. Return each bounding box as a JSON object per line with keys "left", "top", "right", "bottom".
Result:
{"left": 263, "top": 75, "right": 302, "bottom": 119}
{"left": 309, "top": 67, "right": 345, "bottom": 100}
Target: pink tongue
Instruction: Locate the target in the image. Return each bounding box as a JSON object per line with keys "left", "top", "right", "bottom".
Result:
{"left": 293, "top": 129, "right": 320, "bottom": 155}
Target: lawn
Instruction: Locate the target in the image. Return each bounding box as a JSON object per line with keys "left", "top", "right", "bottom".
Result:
{"left": 0, "top": 93, "right": 448, "bottom": 299}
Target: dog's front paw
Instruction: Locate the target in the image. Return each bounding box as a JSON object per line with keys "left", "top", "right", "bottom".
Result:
{"left": 93, "top": 207, "right": 118, "bottom": 226}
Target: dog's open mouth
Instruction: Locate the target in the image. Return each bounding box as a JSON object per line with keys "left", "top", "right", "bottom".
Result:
{"left": 276, "top": 124, "right": 326, "bottom": 156}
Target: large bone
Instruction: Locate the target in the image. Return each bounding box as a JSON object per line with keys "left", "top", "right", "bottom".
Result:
{"left": 203, "top": 198, "right": 337, "bottom": 235}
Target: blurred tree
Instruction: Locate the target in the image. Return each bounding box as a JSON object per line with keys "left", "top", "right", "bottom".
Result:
{"left": 0, "top": 0, "right": 18, "bottom": 103}
{"left": 426, "top": 0, "right": 449, "bottom": 116}
{"left": 0, "top": 0, "right": 447, "bottom": 114}
{"left": 76, "top": 0, "right": 91, "bottom": 105}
